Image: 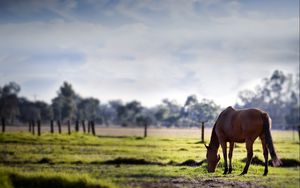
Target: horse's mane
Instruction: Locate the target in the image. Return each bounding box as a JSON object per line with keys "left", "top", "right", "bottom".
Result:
{"left": 209, "top": 106, "right": 235, "bottom": 149}
{"left": 209, "top": 122, "right": 219, "bottom": 149}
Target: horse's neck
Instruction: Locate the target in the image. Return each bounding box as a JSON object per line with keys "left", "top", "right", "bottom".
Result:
{"left": 209, "top": 126, "right": 219, "bottom": 150}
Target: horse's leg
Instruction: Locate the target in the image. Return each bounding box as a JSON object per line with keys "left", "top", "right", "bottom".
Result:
{"left": 220, "top": 141, "right": 228, "bottom": 174}
{"left": 228, "top": 142, "right": 234, "bottom": 174}
{"left": 260, "top": 135, "right": 269, "bottom": 176}
{"left": 240, "top": 138, "right": 254, "bottom": 175}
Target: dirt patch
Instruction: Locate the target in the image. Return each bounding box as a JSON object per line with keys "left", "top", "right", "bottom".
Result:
{"left": 127, "top": 177, "right": 269, "bottom": 188}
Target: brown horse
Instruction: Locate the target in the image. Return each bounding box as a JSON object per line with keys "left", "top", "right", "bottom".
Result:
{"left": 205, "top": 106, "right": 281, "bottom": 175}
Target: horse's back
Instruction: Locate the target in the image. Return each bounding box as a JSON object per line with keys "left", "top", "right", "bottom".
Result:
{"left": 216, "top": 107, "right": 265, "bottom": 142}
{"left": 239, "top": 108, "right": 264, "bottom": 134}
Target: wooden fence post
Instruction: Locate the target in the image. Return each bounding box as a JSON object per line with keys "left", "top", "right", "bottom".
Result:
{"left": 88, "top": 121, "right": 91, "bottom": 133}
{"left": 81, "top": 120, "right": 86, "bottom": 133}
{"left": 37, "top": 120, "right": 41, "bottom": 136}
{"left": 28, "top": 121, "right": 32, "bottom": 132}
{"left": 1, "top": 118, "right": 5, "bottom": 133}
{"left": 57, "top": 120, "right": 62, "bottom": 134}
{"left": 201, "top": 122, "right": 205, "bottom": 143}
{"left": 91, "top": 121, "right": 96, "bottom": 136}
{"left": 144, "top": 122, "right": 148, "bottom": 138}
{"left": 50, "top": 120, "right": 54, "bottom": 133}
{"left": 75, "top": 120, "right": 79, "bottom": 132}
{"left": 31, "top": 120, "right": 35, "bottom": 135}
{"left": 67, "top": 120, "right": 71, "bottom": 135}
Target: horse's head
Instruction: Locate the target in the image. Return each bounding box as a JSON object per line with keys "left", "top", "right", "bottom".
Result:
{"left": 205, "top": 144, "right": 220, "bottom": 173}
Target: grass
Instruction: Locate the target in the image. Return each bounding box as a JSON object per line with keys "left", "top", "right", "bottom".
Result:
{"left": 0, "top": 129, "right": 299, "bottom": 188}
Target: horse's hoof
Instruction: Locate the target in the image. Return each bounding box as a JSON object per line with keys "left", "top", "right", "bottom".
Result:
{"left": 263, "top": 172, "right": 268, "bottom": 176}
{"left": 223, "top": 167, "right": 228, "bottom": 175}
{"left": 239, "top": 172, "right": 247, "bottom": 176}
{"left": 228, "top": 168, "right": 232, "bottom": 174}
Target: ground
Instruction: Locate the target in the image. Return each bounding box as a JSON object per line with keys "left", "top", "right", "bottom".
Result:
{"left": 0, "top": 127, "right": 299, "bottom": 188}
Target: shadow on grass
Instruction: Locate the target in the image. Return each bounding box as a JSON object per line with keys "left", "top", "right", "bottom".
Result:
{"left": 37, "top": 158, "right": 54, "bottom": 165}
{"left": 2, "top": 155, "right": 298, "bottom": 168}
{"left": 170, "top": 159, "right": 205, "bottom": 167}
{"left": 99, "top": 157, "right": 205, "bottom": 167}
{"left": 241, "top": 156, "right": 300, "bottom": 167}
{"left": 100, "top": 157, "right": 162, "bottom": 165}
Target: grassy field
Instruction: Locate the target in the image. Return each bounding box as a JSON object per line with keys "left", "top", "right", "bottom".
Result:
{"left": 0, "top": 128, "right": 299, "bottom": 188}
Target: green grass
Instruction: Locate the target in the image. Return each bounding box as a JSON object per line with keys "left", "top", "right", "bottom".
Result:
{"left": 0, "top": 131, "right": 299, "bottom": 188}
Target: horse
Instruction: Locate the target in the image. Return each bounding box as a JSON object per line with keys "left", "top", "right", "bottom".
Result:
{"left": 205, "top": 106, "right": 281, "bottom": 176}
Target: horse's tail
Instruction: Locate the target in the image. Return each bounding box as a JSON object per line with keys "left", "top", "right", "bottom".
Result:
{"left": 261, "top": 112, "right": 282, "bottom": 167}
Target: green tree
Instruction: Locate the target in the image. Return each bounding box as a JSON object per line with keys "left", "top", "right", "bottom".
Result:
{"left": 236, "top": 70, "right": 299, "bottom": 129}
{"left": 51, "top": 82, "right": 77, "bottom": 134}
{"left": 182, "top": 95, "right": 220, "bottom": 127}
{"left": 0, "top": 82, "right": 20, "bottom": 131}
{"left": 117, "top": 100, "right": 142, "bottom": 127}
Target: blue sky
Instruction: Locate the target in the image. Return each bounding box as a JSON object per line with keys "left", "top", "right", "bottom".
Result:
{"left": 0, "top": 0, "right": 299, "bottom": 107}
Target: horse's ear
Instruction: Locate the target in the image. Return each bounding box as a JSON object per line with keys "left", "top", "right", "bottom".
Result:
{"left": 204, "top": 144, "right": 209, "bottom": 149}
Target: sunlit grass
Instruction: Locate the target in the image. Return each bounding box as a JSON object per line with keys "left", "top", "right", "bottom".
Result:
{"left": 0, "top": 130, "right": 299, "bottom": 188}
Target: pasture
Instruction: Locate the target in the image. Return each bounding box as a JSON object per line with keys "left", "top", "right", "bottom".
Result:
{"left": 0, "top": 127, "right": 299, "bottom": 188}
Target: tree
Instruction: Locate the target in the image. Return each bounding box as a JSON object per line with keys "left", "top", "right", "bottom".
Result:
{"left": 135, "top": 108, "right": 154, "bottom": 137}
{"left": 59, "top": 82, "right": 77, "bottom": 121}
{"left": 0, "top": 82, "right": 20, "bottom": 132}
{"left": 52, "top": 82, "right": 77, "bottom": 134}
{"left": 84, "top": 98, "right": 100, "bottom": 121}
{"left": 285, "top": 94, "right": 300, "bottom": 127}
{"left": 34, "top": 101, "right": 52, "bottom": 122}
{"left": 77, "top": 97, "right": 100, "bottom": 135}
{"left": 182, "top": 96, "right": 220, "bottom": 127}
{"left": 115, "top": 100, "right": 143, "bottom": 127}
{"left": 236, "top": 70, "right": 299, "bottom": 129}
{"left": 108, "top": 100, "right": 124, "bottom": 125}
{"left": 159, "top": 99, "right": 182, "bottom": 127}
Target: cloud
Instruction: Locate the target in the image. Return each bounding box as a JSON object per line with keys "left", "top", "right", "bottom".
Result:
{"left": 0, "top": 0, "right": 298, "bottom": 107}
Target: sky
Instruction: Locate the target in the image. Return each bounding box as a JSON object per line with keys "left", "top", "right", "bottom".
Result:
{"left": 0, "top": 0, "right": 299, "bottom": 107}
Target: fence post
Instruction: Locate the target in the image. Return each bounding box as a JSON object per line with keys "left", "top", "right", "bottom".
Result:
{"left": 57, "top": 120, "right": 62, "bottom": 134}
{"left": 91, "top": 121, "right": 96, "bottom": 136}
{"left": 81, "top": 120, "right": 86, "bottom": 133}
{"left": 28, "top": 121, "right": 32, "bottom": 132}
{"left": 201, "top": 122, "right": 205, "bottom": 143}
{"left": 50, "top": 120, "right": 54, "bottom": 133}
{"left": 88, "top": 121, "right": 91, "bottom": 133}
{"left": 67, "top": 120, "right": 71, "bottom": 135}
{"left": 144, "top": 122, "right": 148, "bottom": 138}
{"left": 37, "top": 120, "right": 41, "bottom": 136}
{"left": 75, "top": 120, "right": 79, "bottom": 132}
{"left": 1, "top": 118, "right": 5, "bottom": 133}
{"left": 32, "top": 120, "right": 35, "bottom": 135}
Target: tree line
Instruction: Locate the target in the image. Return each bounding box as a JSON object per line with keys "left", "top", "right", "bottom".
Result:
{"left": 0, "top": 70, "right": 299, "bottom": 132}
{"left": 236, "top": 70, "right": 299, "bottom": 129}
